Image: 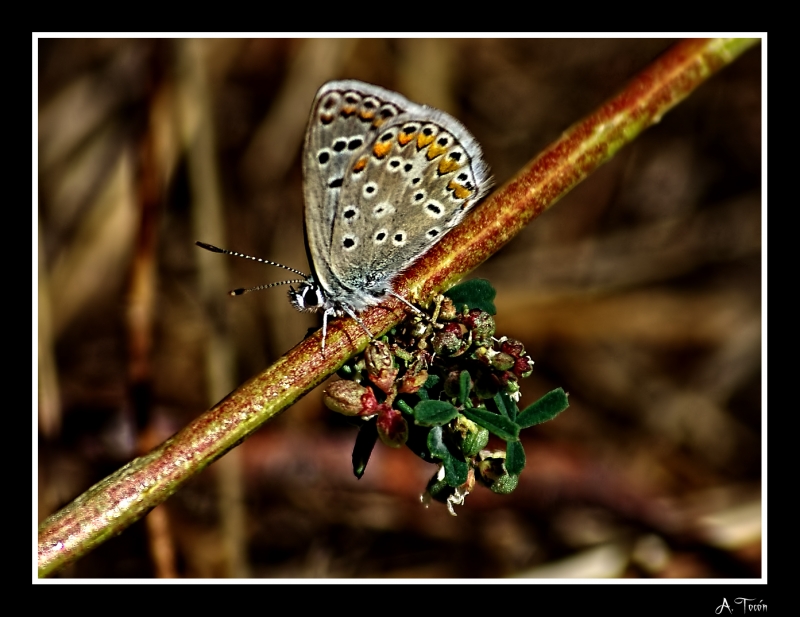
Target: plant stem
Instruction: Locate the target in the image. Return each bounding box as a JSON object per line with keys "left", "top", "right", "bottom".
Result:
{"left": 37, "top": 37, "right": 760, "bottom": 578}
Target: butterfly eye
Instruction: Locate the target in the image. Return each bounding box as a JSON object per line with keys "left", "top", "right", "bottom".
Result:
{"left": 302, "top": 284, "right": 324, "bottom": 308}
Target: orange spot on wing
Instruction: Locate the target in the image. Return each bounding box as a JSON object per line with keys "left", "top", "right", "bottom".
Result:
{"left": 373, "top": 140, "right": 393, "bottom": 159}
{"left": 352, "top": 157, "right": 368, "bottom": 173}
{"left": 417, "top": 132, "right": 435, "bottom": 150}
{"left": 398, "top": 130, "right": 416, "bottom": 146}
{"left": 426, "top": 142, "right": 448, "bottom": 160}
{"left": 438, "top": 157, "right": 461, "bottom": 175}
{"left": 447, "top": 180, "right": 473, "bottom": 200}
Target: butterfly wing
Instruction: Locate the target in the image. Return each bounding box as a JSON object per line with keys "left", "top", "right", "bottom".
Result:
{"left": 302, "top": 81, "right": 410, "bottom": 305}
{"left": 302, "top": 80, "right": 492, "bottom": 313}
{"left": 329, "top": 106, "right": 492, "bottom": 308}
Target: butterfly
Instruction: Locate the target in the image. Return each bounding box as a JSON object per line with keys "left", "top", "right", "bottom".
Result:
{"left": 199, "top": 80, "right": 492, "bottom": 350}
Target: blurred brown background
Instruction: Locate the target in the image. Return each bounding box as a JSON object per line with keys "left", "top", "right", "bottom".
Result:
{"left": 37, "top": 38, "right": 762, "bottom": 578}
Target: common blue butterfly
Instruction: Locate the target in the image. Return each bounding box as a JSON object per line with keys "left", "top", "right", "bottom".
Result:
{"left": 199, "top": 80, "right": 492, "bottom": 350}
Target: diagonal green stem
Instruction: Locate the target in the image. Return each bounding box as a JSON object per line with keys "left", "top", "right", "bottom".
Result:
{"left": 37, "top": 37, "right": 759, "bottom": 577}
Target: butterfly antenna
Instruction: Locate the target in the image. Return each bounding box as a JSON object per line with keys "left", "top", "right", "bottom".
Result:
{"left": 196, "top": 241, "right": 309, "bottom": 277}
{"left": 230, "top": 279, "right": 308, "bottom": 296}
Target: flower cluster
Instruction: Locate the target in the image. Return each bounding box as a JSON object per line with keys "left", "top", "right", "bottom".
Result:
{"left": 322, "top": 280, "right": 569, "bottom": 515}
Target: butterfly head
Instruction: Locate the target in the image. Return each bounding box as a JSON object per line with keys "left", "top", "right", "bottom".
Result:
{"left": 288, "top": 278, "right": 329, "bottom": 314}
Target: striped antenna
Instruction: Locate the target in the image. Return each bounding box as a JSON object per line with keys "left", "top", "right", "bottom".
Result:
{"left": 230, "top": 279, "right": 308, "bottom": 296}
{"left": 196, "top": 241, "right": 309, "bottom": 278}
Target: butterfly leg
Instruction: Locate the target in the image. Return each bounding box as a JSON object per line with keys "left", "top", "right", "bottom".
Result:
{"left": 321, "top": 309, "right": 330, "bottom": 352}
{"left": 320, "top": 307, "right": 372, "bottom": 352}
{"left": 341, "top": 306, "right": 374, "bottom": 339}
{"left": 386, "top": 290, "right": 427, "bottom": 317}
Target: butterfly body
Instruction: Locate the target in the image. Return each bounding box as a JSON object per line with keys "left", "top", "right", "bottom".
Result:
{"left": 292, "top": 80, "right": 492, "bottom": 343}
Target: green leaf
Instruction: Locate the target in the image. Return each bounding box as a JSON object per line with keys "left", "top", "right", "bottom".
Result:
{"left": 352, "top": 419, "right": 378, "bottom": 479}
{"left": 493, "top": 392, "right": 509, "bottom": 419}
{"left": 395, "top": 399, "right": 414, "bottom": 416}
{"left": 426, "top": 427, "right": 469, "bottom": 487}
{"left": 506, "top": 440, "right": 526, "bottom": 475}
{"left": 517, "top": 388, "right": 570, "bottom": 428}
{"left": 461, "top": 426, "right": 490, "bottom": 457}
{"left": 405, "top": 425, "right": 434, "bottom": 462}
{"left": 461, "top": 407, "right": 519, "bottom": 441}
{"left": 498, "top": 390, "right": 518, "bottom": 422}
{"left": 458, "top": 370, "right": 471, "bottom": 406}
{"left": 414, "top": 400, "right": 459, "bottom": 426}
{"left": 445, "top": 279, "right": 497, "bottom": 314}
{"left": 427, "top": 426, "right": 449, "bottom": 458}
{"left": 414, "top": 374, "right": 439, "bottom": 403}
{"left": 424, "top": 374, "right": 441, "bottom": 389}
{"left": 444, "top": 456, "right": 469, "bottom": 487}
{"left": 489, "top": 474, "right": 519, "bottom": 494}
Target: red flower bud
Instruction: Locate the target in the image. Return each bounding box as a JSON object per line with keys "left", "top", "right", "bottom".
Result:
{"left": 500, "top": 338, "right": 525, "bottom": 359}
{"left": 462, "top": 309, "right": 495, "bottom": 344}
{"left": 432, "top": 323, "right": 465, "bottom": 357}
{"left": 365, "top": 340, "right": 394, "bottom": 375}
{"left": 323, "top": 380, "right": 378, "bottom": 417}
{"left": 513, "top": 356, "right": 534, "bottom": 378}
{"left": 376, "top": 406, "right": 409, "bottom": 448}
{"left": 491, "top": 352, "right": 516, "bottom": 371}
{"left": 399, "top": 368, "right": 429, "bottom": 394}
{"left": 365, "top": 340, "right": 398, "bottom": 394}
